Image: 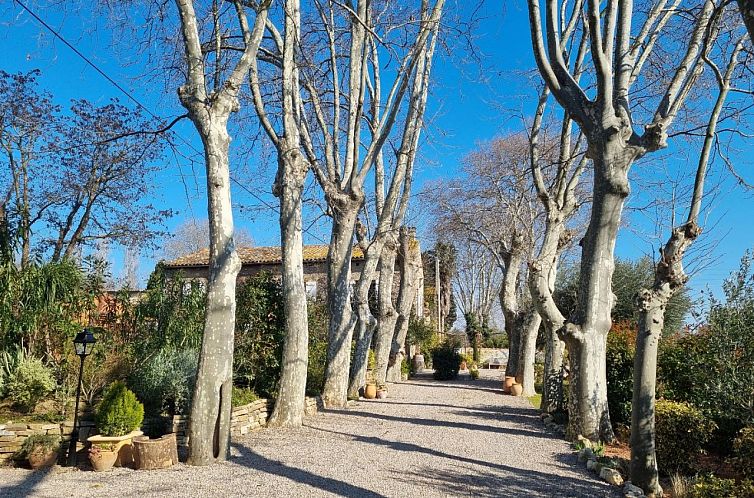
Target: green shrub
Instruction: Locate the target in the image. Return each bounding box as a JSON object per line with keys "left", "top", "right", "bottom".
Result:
{"left": 733, "top": 426, "right": 754, "bottom": 478}
{"left": 232, "top": 386, "right": 259, "bottom": 407}
{"left": 606, "top": 322, "right": 636, "bottom": 427}
{"left": 655, "top": 399, "right": 715, "bottom": 475}
{"left": 95, "top": 381, "right": 144, "bottom": 437}
{"left": 432, "top": 339, "right": 462, "bottom": 380}
{"left": 128, "top": 347, "right": 198, "bottom": 416}
{"left": 687, "top": 474, "right": 754, "bottom": 498}
{"left": 18, "top": 433, "right": 60, "bottom": 458}
{"left": 234, "top": 273, "right": 285, "bottom": 398}
{"left": 306, "top": 300, "right": 328, "bottom": 396}
{"left": 401, "top": 359, "right": 410, "bottom": 377}
{"left": 5, "top": 356, "right": 56, "bottom": 412}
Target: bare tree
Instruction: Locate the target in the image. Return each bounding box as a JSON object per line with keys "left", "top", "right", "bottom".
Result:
{"left": 338, "top": 2, "right": 442, "bottom": 398}
{"left": 172, "top": 0, "right": 269, "bottom": 464}
{"left": 162, "top": 218, "right": 254, "bottom": 261}
{"left": 430, "top": 135, "right": 543, "bottom": 392}
{"left": 630, "top": 22, "right": 749, "bottom": 495}
{"left": 527, "top": 0, "right": 721, "bottom": 440}
{"left": 288, "top": 0, "right": 445, "bottom": 408}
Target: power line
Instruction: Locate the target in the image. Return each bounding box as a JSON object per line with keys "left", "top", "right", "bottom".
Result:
{"left": 15, "top": 0, "right": 329, "bottom": 243}
{"left": 15, "top": 0, "right": 159, "bottom": 121}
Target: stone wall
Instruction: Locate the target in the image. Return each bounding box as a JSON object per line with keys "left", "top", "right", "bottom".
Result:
{"left": 1, "top": 396, "right": 320, "bottom": 464}
{"left": 170, "top": 396, "right": 320, "bottom": 448}
{"left": 0, "top": 419, "right": 96, "bottom": 465}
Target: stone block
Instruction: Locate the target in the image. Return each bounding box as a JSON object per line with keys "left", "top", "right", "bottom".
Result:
{"left": 5, "top": 424, "right": 26, "bottom": 431}
{"left": 600, "top": 467, "right": 624, "bottom": 486}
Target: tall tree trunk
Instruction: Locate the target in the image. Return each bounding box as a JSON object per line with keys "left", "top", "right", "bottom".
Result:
{"left": 565, "top": 143, "right": 631, "bottom": 442}
{"left": 348, "top": 240, "right": 382, "bottom": 398}
{"left": 268, "top": 147, "right": 309, "bottom": 427}
{"left": 386, "top": 227, "right": 421, "bottom": 382}
{"left": 516, "top": 310, "right": 542, "bottom": 396}
{"left": 321, "top": 200, "right": 360, "bottom": 407}
{"left": 501, "top": 239, "right": 524, "bottom": 378}
{"left": 530, "top": 219, "right": 568, "bottom": 413}
{"left": 505, "top": 311, "right": 521, "bottom": 378}
{"left": 187, "top": 121, "right": 242, "bottom": 466}
{"left": 373, "top": 238, "right": 398, "bottom": 385}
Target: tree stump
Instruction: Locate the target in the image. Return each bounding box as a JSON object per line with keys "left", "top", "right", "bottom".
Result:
{"left": 133, "top": 433, "right": 179, "bottom": 470}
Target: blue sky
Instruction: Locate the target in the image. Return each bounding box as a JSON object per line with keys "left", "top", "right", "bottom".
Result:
{"left": 2, "top": 1, "right": 752, "bottom": 302}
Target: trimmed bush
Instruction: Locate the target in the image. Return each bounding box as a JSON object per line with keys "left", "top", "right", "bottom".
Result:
{"left": 733, "top": 426, "right": 754, "bottom": 478}
{"left": 18, "top": 433, "right": 60, "bottom": 458}
{"left": 432, "top": 339, "right": 462, "bottom": 380}
{"left": 306, "top": 300, "right": 328, "bottom": 396}
{"left": 128, "top": 347, "right": 198, "bottom": 416}
{"left": 5, "top": 356, "right": 56, "bottom": 412}
{"left": 95, "top": 381, "right": 144, "bottom": 437}
{"left": 234, "top": 273, "right": 285, "bottom": 398}
{"left": 655, "top": 399, "right": 715, "bottom": 475}
{"left": 606, "top": 322, "right": 636, "bottom": 427}
{"left": 231, "top": 386, "right": 258, "bottom": 408}
{"left": 687, "top": 475, "right": 754, "bottom": 498}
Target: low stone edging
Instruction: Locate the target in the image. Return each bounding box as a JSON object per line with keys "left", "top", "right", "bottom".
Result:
{"left": 0, "top": 420, "right": 96, "bottom": 465}
{"left": 171, "top": 396, "right": 321, "bottom": 448}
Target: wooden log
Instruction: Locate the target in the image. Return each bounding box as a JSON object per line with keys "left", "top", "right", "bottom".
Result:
{"left": 133, "top": 433, "right": 179, "bottom": 470}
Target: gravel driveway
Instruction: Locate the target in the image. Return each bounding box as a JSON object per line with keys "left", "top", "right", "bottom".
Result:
{"left": 0, "top": 370, "right": 616, "bottom": 497}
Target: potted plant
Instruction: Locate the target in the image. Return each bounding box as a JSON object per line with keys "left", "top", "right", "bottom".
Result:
{"left": 364, "top": 381, "right": 377, "bottom": 399}
{"left": 376, "top": 384, "right": 388, "bottom": 399}
{"left": 88, "top": 381, "right": 144, "bottom": 472}
{"left": 503, "top": 376, "right": 516, "bottom": 393}
{"left": 469, "top": 364, "right": 480, "bottom": 380}
{"left": 20, "top": 434, "right": 60, "bottom": 469}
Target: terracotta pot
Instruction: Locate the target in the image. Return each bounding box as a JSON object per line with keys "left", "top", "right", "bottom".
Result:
{"left": 364, "top": 383, "right": 377, "bottom": 399}
{"left": 28, "top": 449, "right": 57, "bottom": 469}
{"left": 460, "top": 361, "right": 467, "bottom": 371}
{"left": 510, "top": 383, "right": 524, "bottom": 396}
{"left": 89, "top": 449, "right": 118, "bottom": 472}
{"left": 503, "top": 376, "right": 516, "bottom": 394}
{"left": 376, "top": 389, "right": 388, "bottom": 400}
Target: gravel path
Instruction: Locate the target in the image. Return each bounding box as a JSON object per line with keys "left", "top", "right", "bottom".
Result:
{"left": 0, "top": 369, "right": 616, "bottom": 497}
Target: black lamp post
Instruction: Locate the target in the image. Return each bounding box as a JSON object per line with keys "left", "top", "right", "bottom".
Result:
{"left": 66, "top": 328, "right": 96, "bottom": 467}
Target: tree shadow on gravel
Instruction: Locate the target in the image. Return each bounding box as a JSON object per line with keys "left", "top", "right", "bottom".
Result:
{"left": 311, "top": 427, "right": 616, "bottom": 497}
{"left": 230, "top": 443, "right": 386, "bottom": 498}
{"left": 0, "top": 463, "right": 55, "bottom": 498}
{"left": 329, "top": 408, "right": 552, "bottom": 440}
{"left": 388, "top": 465, "right": 618, "bottom": 497}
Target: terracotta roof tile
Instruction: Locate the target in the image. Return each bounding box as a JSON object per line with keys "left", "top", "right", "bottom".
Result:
{"left": 164, "top": 244, "right": 364, "bottom": 268}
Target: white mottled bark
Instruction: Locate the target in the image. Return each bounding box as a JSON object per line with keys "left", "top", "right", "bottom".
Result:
{"left": 268, "top": 145, "right": 309, "bottom": 427}
{"left": 322, "top": 202, "right": 360, "bottom": 407}
{"left": 174, "top": 0, "right": 267, "bottom": 465}
{"left": 630, "top": 38, "right": 743, "bottom": 497}
{"left": 387, "top": 227, "right": 423, "bottom": 383}
{"left": 373, "top": 238, "right": 398, "bottom": 386}
{"left": 516, "top": 311, "right": 542, "bottom": 397}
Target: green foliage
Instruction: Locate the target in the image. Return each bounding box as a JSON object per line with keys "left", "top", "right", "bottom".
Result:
{"left": 401, "top": 359, "right": 410, "bottom": 377}
{"left": 5, "top": 356, "right": 56, "bottom": 412}
{"left": 0, "top": 345, "right": 25, "bottom": 398}
{"left": 306, "top": 299, "right": 329, "bottom": 396}
{"left": 659, "top": 252, "right": 754, "bottom": 453}
{"left": 407, "top": 315, "right": 438, "bottom": 367}
{"left": 128, "top": 347, "right": 198, "bottom": 416}
{"left": 231, "top": 386, "right": 259, "bottom": 408}
{"left": 95, "top": 381, "right": 144, "bottom": 437}
{"left": 0, "top": 259, "right": 99, "bottom": 359}
{"left": 733, "top": 426, "right": 754, "bottom": 478}
{"left": 234, "top": 273, "right": 285, "bottom": 398}
{"left": 554, "top": 257, "right": 692, "bottom": 336}
{"left": 687, "top": 475, "right": 754, "bottom": 498}
{"left": 482, "top": 333, "right": 508, "bottom": 348}
{"left": 469, "top": 365, "right": 480, "bottom": 380}
{"left": 128, "top": 264, "right": 206, "bottom": 356}
{"left": 432, "top": 339, "right": 462, "bottom": 380}
{"left": 606, "top": 322, "right": 636, "bottom": 427}
{"left": 18, "top": 434, "right": 60, "bottom": 458}
{"left": 655, "top": 400, "right": 715, "bottom": 475}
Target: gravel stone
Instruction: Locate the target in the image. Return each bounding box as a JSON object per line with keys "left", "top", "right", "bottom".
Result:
{"left": 0, "top": 370, "right": 617, "bottom": 497}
